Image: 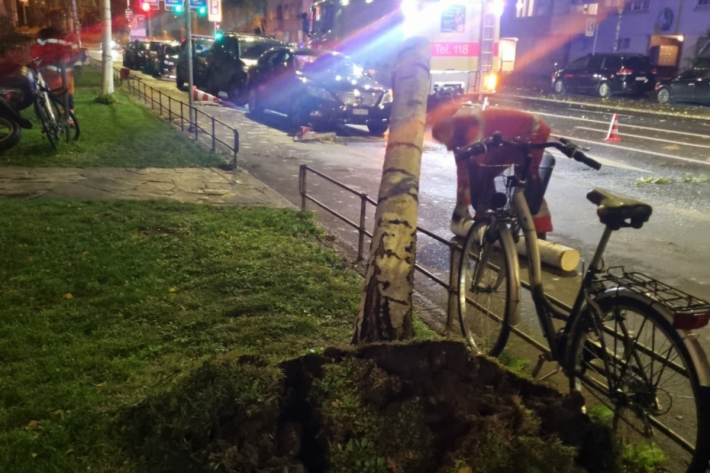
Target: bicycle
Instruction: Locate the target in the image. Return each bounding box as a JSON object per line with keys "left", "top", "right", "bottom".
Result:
{"left": 455, "top": 132, "right": 710, "bottom": 472}
{"left": 28, "top": 59, "right": 80, "bottom": 149}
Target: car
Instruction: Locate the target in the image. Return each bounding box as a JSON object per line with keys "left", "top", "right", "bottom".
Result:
{"left": 149, "top": 42, "right": 180, "bottom": 79}
{"left": 176, "top": 35, "right": 216, "bottom": 91}
{"left": 177, "top": 33, "right": 284, "bottom": 102}
{"left": 551, "top": 53, "right": 656, "bottom": 98}
{"left": 656, "top": 67, "right": 710, "bottom": 105}
{"left": 122, "top": 40, "right": 149, "bottom": 69}
{"left": 246, "top": 48, "right": 393, "bottom": 135}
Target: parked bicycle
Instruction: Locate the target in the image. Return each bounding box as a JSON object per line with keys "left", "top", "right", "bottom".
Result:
{"left": 455, "top": 132, "right": 710, "bottom": 472}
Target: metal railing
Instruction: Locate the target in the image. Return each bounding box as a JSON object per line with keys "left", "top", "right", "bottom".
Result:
{"left": 114, "top": 68, "right": 240, "bottom": 166}
{"left": 298, "top": 164, "right": 573, "bottom": 351}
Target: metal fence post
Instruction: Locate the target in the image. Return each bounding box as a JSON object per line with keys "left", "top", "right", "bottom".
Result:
{"left": 238, "top": 128, "right": 239, "bottom": 169}
{"left": 357, "top": 194, "right": 367, "bottom": 261}
{"left": 193, "top": 108, "right": 198, "bottom": 140}
{"left": 211, "top": 116, "right": 216, "bottom": 152}
{"left": 168, "top": 96, "right": 172, "bottom": 122}
{"left": 180, "top": 102, "right": 184, "bottom": 131}
{"left": 299, "top": 165, "right": 307, "bottom": 210}
{"left": 159, "top": 90, "right": 163, "bottom": 114}
{"left": 446, "top": 240, "right": 460, "bottom": 336}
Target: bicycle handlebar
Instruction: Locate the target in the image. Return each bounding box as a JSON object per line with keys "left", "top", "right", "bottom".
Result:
{"left": 454, "top": 133, "right": 602, "bottom": 171}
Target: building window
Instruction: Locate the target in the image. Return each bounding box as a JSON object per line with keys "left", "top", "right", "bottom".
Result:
{"left": 698, "top": 0, "right": 710, "bottom": 7}
{"left": 276, "top": 5, "right": 283, "bottom": 20}
{"left": 625, "top": 0, "right": 650, "bottom": 11}
{"left": 516, "top": 0, "right": 535, "bottom": 17}
{"left": 617, "top": 38, "right": 631, "bottom": 49}
{"left": 570, "top": 1, "right": 598, "bottom": 15}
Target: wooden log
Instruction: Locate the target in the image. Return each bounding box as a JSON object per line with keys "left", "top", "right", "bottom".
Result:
{"left": 516, "top": 237, "right": 580, "bottom": 272}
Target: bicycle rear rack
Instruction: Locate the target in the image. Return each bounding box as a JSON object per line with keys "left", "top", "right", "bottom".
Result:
{"left": 599, "top": 266, "right": 710, "bottom": 316}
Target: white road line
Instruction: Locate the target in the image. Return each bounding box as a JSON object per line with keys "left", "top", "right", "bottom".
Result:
{"left": 529, "top": 110, "right": 710, "bottom": 139}
{"left": 548, "top": 149, "right": 654, "bottom": 173}
{"left": 574, "top": 126, "right": 710, "bottom": 149}
{"left": 495, "top": 97, "right": 634, "bottom": 118}
{"left": 561, "top": 136, "right": 710, "bottom": 167}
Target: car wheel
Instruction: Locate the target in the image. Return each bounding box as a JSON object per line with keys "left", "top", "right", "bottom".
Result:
{"left": 553, "top": 80, "right": 565, "bottom": 94}
{"left": 289, "top": 101, "right": 310, "bottom": 129}
{"left": 598, "top": 82, "right": 611, "bottom": 98}
{"left": 248, "top": 89, "right": 264, "bottom": 116}
{"left": 367, "top": 122, "right": 389, "bottom": 136}
{"left": 176, "top": 71, "right": 186, "bottom": 91}
{"left": 657, "top": 87, "right": 672, "bottom": 104}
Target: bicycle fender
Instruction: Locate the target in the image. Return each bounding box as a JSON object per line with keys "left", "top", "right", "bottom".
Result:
{"left": 594, "top": 288, "right": 710, "bottom": 388}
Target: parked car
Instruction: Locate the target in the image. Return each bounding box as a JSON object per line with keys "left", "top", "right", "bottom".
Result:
{"left": 656, "top": 67, "right": 710, "bottom": 105}
{"left": 246, "top": 48, "right": 392, "bottom": 135}
{"left": 551, "top": 53, "right": 656, "bottom": 98}
{"left": 176, "top": 35, "right": 216, "bottom": 91}
{"left": 177, "top": 33, "right": 283, "bottom": 102}
{"left": 149, "top": 42, "right": 180, "bottom": 79}
{"left": 122, "top": 40, "right": 150, "bottom": 70}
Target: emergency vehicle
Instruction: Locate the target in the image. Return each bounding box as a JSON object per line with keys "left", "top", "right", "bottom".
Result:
{"left": 308, "top": 0, "right": 505, "bottom": 105}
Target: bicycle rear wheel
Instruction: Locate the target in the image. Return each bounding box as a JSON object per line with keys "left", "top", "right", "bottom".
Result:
{"left": 50, "top": 96, "right": 80, "bottom": 142}
{"left": 458, "top": 221, "right": 519, "bottom": 356}
{"left": 568, "top": 295, "right": 710, "bottom": 472}
{"left": 34, "top": 99, "right": 59, "bottom": 150}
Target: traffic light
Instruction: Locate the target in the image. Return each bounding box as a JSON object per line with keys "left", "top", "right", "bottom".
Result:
{"left": 198, "top": 5, "right": 206, "bottom": 14}
{"left": 215, "top": 30, "right": 223, "bottom": 39}
{"left": 174, "top": 4, "right": 183, "bottom": 12}
{"left": 141, "top": 2, "right": 151, "bottom": 12}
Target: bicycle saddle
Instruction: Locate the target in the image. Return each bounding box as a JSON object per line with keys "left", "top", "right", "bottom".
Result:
{"left": 586, "top": 188, "right": 652, "bottom": 230}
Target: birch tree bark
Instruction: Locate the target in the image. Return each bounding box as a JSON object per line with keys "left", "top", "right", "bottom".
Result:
{"left": 100, "top": 0, "right": 113, "bottom": 94}
{"left": 352, "top": 37, "right": 431, "bottom": 344}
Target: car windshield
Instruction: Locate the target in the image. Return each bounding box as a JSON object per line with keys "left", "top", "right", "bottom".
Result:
{"left": 165, "top": 46, "right": 179, "bottom": 56}
{"left": 296, "top": 53, "right": 366, "bottom": 77}
{"left": 239, "top": 40, "right": 281, "bottom": 60}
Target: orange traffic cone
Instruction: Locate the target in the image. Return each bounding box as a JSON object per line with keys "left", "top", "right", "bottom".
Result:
{"left": 192, "top": 86, "right": 221, "bottom": 104}
{"left": 604, "top": 113, "right": 620, "bottom": 142}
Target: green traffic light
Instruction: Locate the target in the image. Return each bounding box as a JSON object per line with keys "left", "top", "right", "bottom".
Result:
{"left": 175, "top": 4, "right": 183, "bottom": 12}
{"left": 198, "top": 5, "right": 206, "bottom": 14}
{"left": 215, "top": 30, "right": 223, "bottom": 39}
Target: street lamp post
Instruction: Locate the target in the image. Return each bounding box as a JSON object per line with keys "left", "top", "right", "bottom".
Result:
{"left": 185, "top": 0, "right": 195, "bottom": 128}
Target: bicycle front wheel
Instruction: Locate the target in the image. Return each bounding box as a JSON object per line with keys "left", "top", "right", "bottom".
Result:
{"left": 458, "top": 221, "right": 520, "bottom": 356}
{"left": 50, "top": 96, "right": 80, "bottom": 142}
{"left": 34, "top": 99, "right": 59, "bottom": 150}
{"left": 568, "top": 295, "right": 710, "bottom": 471}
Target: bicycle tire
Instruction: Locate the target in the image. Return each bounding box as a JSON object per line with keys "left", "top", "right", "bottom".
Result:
{"left": 50, "top": 96, "right": 80, "bottom": 142}
{"left": 568, "top": 295, "right": 710, "bottom": 472}
{"left": 458, "top": 221, "right": 519, "bottom": 356}
{"left": 34, "top": 99, "right": 59, "bottom": 150}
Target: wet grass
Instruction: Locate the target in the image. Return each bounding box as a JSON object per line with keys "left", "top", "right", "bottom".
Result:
{"left": 0, "top": 201, "right": 362, "bottom": 472}
{"left": 0, "top": 69, "right": 223, "bottom": 168}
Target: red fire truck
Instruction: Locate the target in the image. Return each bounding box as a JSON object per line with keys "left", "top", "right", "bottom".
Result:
{"left": 308, "top": 0, "right": 505, "bottom": 105}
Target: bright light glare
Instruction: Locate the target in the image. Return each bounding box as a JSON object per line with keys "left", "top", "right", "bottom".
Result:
{"left": 484, "top": 73, "right": 497, "bottom": 91}
{"left": 490, "top": 0, "right": 505, "bottom": 16}
{"left": 400, "top": 0, "right": 418, "bottom": 18}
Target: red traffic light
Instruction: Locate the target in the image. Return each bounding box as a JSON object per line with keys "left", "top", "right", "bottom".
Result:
{"left": 141, "top": 2, "right": 151, "bottom": 12}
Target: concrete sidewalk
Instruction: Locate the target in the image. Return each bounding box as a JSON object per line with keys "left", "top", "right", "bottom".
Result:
{"left": 0, "top": 166, "right": 292, "bottom": 208}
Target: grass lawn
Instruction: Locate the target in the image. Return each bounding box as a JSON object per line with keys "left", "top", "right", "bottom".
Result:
{"left": 0, "top": 69, "right": 224, "bottom": 168}
{"left": 0, "top": 199, "right": 436, "bottom": 473}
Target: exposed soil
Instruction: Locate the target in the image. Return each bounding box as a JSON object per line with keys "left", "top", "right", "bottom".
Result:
{"left": 122, "top": 341, "right": 617, "bottom": 473}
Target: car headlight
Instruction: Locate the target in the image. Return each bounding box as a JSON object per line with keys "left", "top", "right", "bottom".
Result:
{"left": 381, "top": 89, "right": 393, "bottom": 104}
{"left": 307, "top": 86, "right": 334, "bottom": 101}
{"left": 166, "top": 61, "right": 174, "bottom": 66}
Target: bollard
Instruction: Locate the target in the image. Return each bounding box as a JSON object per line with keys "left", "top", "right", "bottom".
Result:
{"left": 233, "top": 129, "right": 239, "bottom": 167}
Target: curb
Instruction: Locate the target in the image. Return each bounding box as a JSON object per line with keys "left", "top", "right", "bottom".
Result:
{"left": 498, "top": 92, "right": 710, "bottom": 121}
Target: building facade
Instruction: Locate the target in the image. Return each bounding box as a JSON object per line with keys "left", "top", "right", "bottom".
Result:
{"left": 264, "top": 0, "right": 312, "bottom": 45}
{"left": 502, "top": 0, "right": 710, "bottom": 80}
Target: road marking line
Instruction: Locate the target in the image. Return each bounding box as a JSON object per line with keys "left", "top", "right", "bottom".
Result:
{"left": 574, "top": 127, "right": 710, "bottom": 149}
{"left": 501, "top": 93, "right": 710, "bottom": 121}
{"left": 529, "top": 111, "right": 710, "bottom": 139}
{"left": 495, "top": 98, "right": 634, "bottom": 118}
{"left": 548, "top": 149, "right": 653, "bottom": 173}
{"left": 560, "top": 136, "right": 710, "bottom": 167}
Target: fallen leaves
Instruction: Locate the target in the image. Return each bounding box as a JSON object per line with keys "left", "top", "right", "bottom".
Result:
{"left": 169, "top": 287, "right": 177, "bottom": 293}
{"left": 64, "top": 293, "right": 74, "bottom": 300}
{"left": 636, "top": 173, "right": 708, "bottom": 186}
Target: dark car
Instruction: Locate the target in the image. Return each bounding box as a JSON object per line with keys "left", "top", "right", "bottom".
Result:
{"left": 551, "top": 54, "right": 656, "bottom": 98}
{"left": 150, "top": 42, "right": 180, "bottom": 79}
{"left": 177, "top": 33, "right": 283, "bottom": 102}
{"left": 246, "top": 48, "right": 392, "bottom": 135}
{"left": 656, "top": 67, "right": 710, "bottom": 105}
{"left": 122, "top": 40, "right": 150, "bottom": 69}
{"left": 176, "top": 35, "right": 216, "bottom": 90}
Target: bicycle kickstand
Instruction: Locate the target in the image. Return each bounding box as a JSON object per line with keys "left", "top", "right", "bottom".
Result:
{"left": 531, "top": 353, "right": 562, "bottom": 381}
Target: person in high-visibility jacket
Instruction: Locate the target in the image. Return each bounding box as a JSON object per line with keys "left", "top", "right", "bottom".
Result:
{"left": 29, "top": 10, "right": 82, "bottom": 113}
{"left": 432, "top": 108, "right": 554, "bottom": 240}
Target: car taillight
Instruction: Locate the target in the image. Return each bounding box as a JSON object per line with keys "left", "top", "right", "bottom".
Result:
{"left": 484, "top": 73, "right": 497, "bottom": 91}
{"left": 617, "top": 68, "right": 634, "bottom": 75}
{"left": 673, "top": 312, "right": 710, "bottom": 331}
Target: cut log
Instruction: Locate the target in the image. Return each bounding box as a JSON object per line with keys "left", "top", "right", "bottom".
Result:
{"left": 516, "top": 237, "right": 580, "bottom": 272}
